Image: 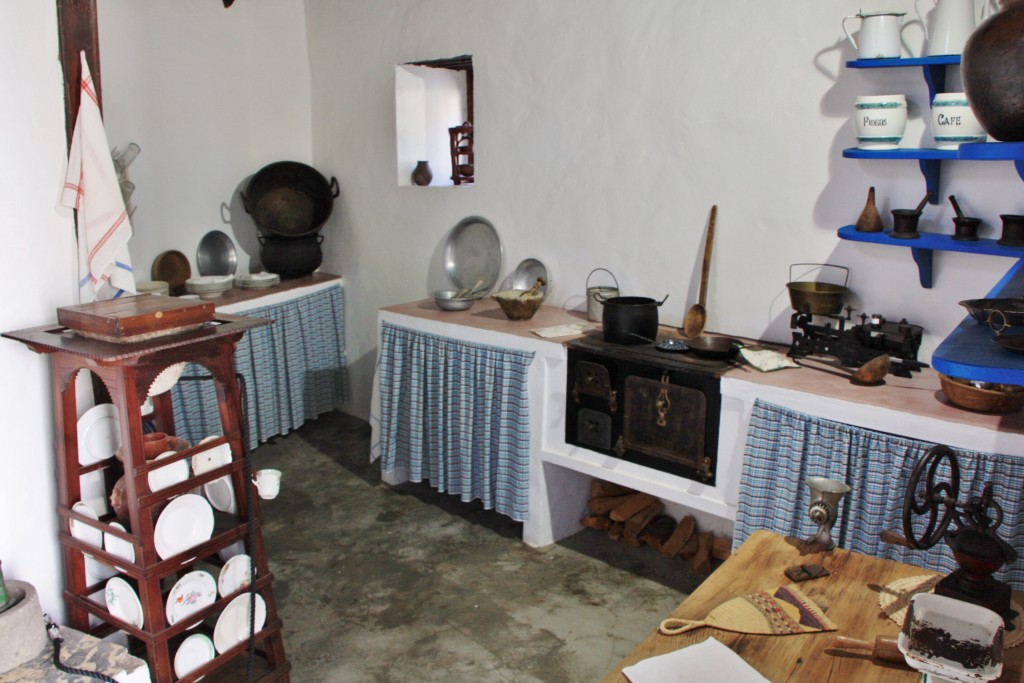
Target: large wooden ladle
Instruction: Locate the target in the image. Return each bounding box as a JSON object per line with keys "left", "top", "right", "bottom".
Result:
{"left": 682, "top": 205, "right": 717, "bottom": 338}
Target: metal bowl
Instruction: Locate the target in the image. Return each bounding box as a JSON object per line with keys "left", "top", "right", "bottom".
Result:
{"left": 959, "top": 297, "right": 1024, "bottom": 331}
{"left": 433, "top": 290, "right": 476, "bottom": 312}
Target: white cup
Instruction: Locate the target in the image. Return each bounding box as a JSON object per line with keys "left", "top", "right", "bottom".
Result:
{"left": 853, "top": 94, "right": 908, "bottom": 150}
{"left": 252, "top": 469, "right": 281, "bottom": 500}
{"left": 931, "top": 92, "right": 987, "bottom": 148}
{"left": 843, "top": 11, "right": 906, "bottom": 60}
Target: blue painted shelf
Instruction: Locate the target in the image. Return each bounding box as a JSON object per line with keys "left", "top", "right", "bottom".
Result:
{"left": 932, "top": 259, "right": 1024, "bottom": 384}
{"left": 837, "top": 225, "right": 1024, "bottom": 288}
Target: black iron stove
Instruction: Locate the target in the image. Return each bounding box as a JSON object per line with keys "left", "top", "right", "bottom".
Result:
{"left": 788, "top": 309, "right": 927, "bottom": 378}
{"left": 565, "top": 333, "right": 728, "bottom": 485}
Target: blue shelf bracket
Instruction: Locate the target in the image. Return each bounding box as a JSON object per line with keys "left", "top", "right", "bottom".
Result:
{"left": 918, "top": 159, "right": 942, "bottom": 204}
{"left": 921, "top": 63, "right": 946, "bottom": 104}
{"left": 910, "top": 247, "right": 934, "bottom": 288}
{"left": 1016, "top": 159, "right": 1024, "bottom": 183}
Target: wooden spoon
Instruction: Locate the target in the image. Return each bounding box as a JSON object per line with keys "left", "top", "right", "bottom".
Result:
{"left": 682, "top": 205, "right": 717, "bottom": 339}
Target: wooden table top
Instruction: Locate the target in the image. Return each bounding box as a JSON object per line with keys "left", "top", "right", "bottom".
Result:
{"left": 601, "top": 530, "right": 1024, "bottom": 682}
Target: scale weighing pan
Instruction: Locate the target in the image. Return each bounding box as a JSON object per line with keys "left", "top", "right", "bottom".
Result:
{"left": 444, "top": 216, "right": 502, "bottom": 294}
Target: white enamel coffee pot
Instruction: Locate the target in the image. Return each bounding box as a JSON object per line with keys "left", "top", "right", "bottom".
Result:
{"left": 915, "top": 0, "right": 998, "bottom": 56}
{"left": 843, "top": 11, "right": 907, "bottom": 59}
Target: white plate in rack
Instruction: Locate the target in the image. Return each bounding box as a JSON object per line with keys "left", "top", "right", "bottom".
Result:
{"left": 70, "top": 500, "right": 103, "bottom": 550}
{"left": 148, "top": 450, "right": 190, "bottom": 493}
{"left": 104, "top": 576, "right": 144, "bottom": 629}
{"left": 77, "top": 404, "right": 121, "bottom": 465}
{"left": 213, "top": 592, "right": 266, "bottom": 654}
{"left": 217, "top": 554, "right": 255, "bottom": 598}
{"left": 166, "top": 570, "right": 217, "bottom": 629}
{"left": 203, "top": 476, "right": 237, "bottom": 515}
{"left": 192, "top": 437, "right": 231, "bottom": 475}
{"left": 103, "top": 521, "right": 135, "bottom": 570}
{"left": 154, "top": 494, "right": 214, "bottom": 560}
{"left": 175, "top": 632, "right": 215, "bottom": 680}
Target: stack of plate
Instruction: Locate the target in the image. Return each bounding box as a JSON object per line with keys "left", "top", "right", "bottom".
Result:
{"left": 185, "top": 275, "right": 234, "bottom": 299}
{"left": 135, "top": 280, "right": 170, "bottom": 296}
{"left": 234, "top": 272, "right": 280, "bottom": 290}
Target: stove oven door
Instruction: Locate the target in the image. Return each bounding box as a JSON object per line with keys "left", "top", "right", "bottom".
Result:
{"left": 622, "top": 375, "right": 706, "bottom": 470}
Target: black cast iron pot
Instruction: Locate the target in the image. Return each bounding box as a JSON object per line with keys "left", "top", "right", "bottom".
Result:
{"left": 242, "top": 161, "right": 339, "bottom": 239}
{"left": 259, "top": 234, "right": 323, "bottom": 279}
{"left": 599, "top": 295, "right": 668, "bottom": 345}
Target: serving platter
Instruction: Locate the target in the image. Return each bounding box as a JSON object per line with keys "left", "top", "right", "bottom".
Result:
{"left": 77, "top": 404, "right": 120, "bottom": 465}
{"left": 166, "top": 570, "right": 217, "bottom": 628}
{"left": 213, "top": 592, "right": 266, "bottom": 654}
{"left": 443, "top": 216, "right": 502, "bottom": 294}
{"left": 71, "top": 500, "right": 103, "bottom": 549}
{"left": 197, "top": 230, "right": 238, "bottom": 276}
{"left": 103, "top": 521, "right": 135, "bottom": 570}
{"left": 154, "top": 494, "right": 214, "bottom": 560}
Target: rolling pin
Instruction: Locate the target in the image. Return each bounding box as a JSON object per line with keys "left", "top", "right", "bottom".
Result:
{"left": 831, "top": 635, "right": 907, "bottom": 665}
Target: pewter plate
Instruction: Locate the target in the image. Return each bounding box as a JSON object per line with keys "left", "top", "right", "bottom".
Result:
{"left": 510, "top": 258, "right": 548, "bottom": 299}
{"left": 444, "top": 216, "right": 502, "bottom": 294}
{"left": 197, "top": 230, "right": 238, "bottom": 276}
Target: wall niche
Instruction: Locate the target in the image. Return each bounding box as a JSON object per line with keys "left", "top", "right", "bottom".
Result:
{"left": 395, "top": 55, "right": 473, "bottom": 187}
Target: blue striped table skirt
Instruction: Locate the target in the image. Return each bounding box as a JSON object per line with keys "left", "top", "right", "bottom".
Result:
{"left": 377, "top": 322, "right": 535, "bottom": 522}
{"left": 735, "top": 399, "right": 1024, "bottom": 590}
{"left": 170, "top": 284, "right": 347, "bottom": 449}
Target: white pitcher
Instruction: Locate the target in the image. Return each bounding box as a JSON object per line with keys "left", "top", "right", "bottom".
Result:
{"left": 915, "top": 0, "right": 998, "bottom": 56}
{"left": 843, "top": 11, "right": 907, "bottom": 59}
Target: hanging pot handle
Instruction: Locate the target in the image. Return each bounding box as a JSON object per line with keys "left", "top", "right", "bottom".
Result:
{"left": 240, "top": 190, "right": 252, "bottom": 214}
{"left": 657, "top": 294, "right": 670, "bottom": 306}
{"left": 329, "top": 177, "right": 340, "bottom": 199}
{"left": 789, "top": 263, "right": 850, "bottom": 288}
{"left": 586, "top": 267, "right": 620, "bottom": 291}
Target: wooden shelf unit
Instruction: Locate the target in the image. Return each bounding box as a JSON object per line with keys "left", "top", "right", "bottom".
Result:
{"left": 4, "top": 316, "right": 291, "bottom": 683}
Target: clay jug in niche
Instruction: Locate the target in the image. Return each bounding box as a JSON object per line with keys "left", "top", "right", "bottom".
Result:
{"left": 963, "top": 2, "right": 1024, "bottom": 140}
{"left": 411, "top": 161, "right": 433, "bottom": 186}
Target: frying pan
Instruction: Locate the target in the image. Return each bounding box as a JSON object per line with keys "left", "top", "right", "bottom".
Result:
{"left": 687, "top": 336, "right": 743, "bottom": 360}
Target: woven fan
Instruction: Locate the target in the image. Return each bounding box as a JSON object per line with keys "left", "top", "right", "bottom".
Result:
{"left": 659, "top": 584, "right": 837, "bottom": 637}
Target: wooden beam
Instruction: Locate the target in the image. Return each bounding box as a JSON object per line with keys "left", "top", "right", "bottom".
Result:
{"left": 56, "top": 0, "right": 101, "bottom": 149}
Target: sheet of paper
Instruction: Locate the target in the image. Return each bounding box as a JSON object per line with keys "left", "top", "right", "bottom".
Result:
{"left": 622, "top": 637, "right": 770, "bottom": 683}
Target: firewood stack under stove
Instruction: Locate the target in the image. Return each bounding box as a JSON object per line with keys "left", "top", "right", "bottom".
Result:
{"left": 581, "top": 480, "right": 731, "bottom": 574}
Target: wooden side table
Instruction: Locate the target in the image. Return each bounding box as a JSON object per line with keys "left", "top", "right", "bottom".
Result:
{"left": 602, "top": 530, "right": 1024, "bottom": 682}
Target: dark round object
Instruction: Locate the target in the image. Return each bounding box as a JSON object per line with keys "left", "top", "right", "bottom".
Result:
{"left": 901, "top": 445, "right": 960, "bottom": 550}
{"left": 952, "top": 216, "right": 981, "bottom": 242}
{"left": 599, "top": 296, "right": 665, "bottom": 345}
{"left": 259, "top": 234, "right": 324, "bottom": 279}
{"left": 997, "top": 214, "right": 1024, "bottom": 246}
{"left": 962, "top": 5, "right": 1024, "bottom": 141}
{"left": 687, "top": 336, "right": 742, "bottom": 360}
{"left": 242, "top": 161, "right": 339, "bottom": 239}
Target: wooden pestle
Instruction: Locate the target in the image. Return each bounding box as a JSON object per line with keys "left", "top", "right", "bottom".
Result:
{"left": 831, "top": 635, "right": 906, "bottom": 665}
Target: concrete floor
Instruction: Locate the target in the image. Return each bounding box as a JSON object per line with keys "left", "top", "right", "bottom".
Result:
{"left": 245, "top": 410, "right": 714, "bottom": 683}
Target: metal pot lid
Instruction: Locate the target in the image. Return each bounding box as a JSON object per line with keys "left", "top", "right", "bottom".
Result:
{"left": 510, "top": 258, "right": 548, "bottom": 299}
{"left": 444, "top": 216, "right": 502, "bottom": 294}
{"left": 197, "top": 230, "right": 238, "bottom": 276}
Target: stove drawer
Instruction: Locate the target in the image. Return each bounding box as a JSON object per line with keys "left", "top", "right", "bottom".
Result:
{"left": 576, "top": 408, "right": 612, "bottom": 450}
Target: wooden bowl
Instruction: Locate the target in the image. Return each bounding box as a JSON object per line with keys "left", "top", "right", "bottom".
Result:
{"left": 939, "top": 373, "right": 1024, "bottom": 414}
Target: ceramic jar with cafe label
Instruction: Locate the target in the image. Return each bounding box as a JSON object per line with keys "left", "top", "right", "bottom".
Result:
{"left": 931, "top": 92, "right": 987, "bottom": 148}
{"left": 853, "top": 94, "right": 908, "bottom": 149}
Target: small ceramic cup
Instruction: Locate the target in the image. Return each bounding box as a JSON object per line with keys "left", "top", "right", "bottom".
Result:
{"left": 932, "top": 93, "right": 986, "bottom": 149}
{"left": 854, "top": 94, "right": 908, "bottom": 150}
{"left": 253, "top": 469, "right": 282, "bottom": 500}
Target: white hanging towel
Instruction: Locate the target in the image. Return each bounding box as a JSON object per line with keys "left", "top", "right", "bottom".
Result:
{"left": 61, "top": 51, "right": 135, "bottom": 303}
